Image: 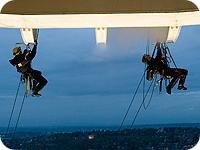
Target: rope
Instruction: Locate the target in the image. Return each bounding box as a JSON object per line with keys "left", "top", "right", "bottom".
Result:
{"left": 5, "top": 77, "right": 22, "bottom": 137}
{"left": 120, "top": 42, "right": 177, "bottom": 130}
{"left": 142, "top": 68, "right": 146, "bottom": 109}
{"left": 143, "top": 75, "right": 157, "bottom": 110}
{"left": 118, "top": 70, "right": 146, "bottom": 131}
{"left": 151, "top": 42, "right": 158, "bottom": 58}
{"left": 146, "top": 38, "right": 150, "bottom": 55}
{"left": 25, "top": 76, "right": 30, "bottom": 96}
{"left": 12, "top": 92, "right": 26, "bottom": 138}
{"left": 166, "top": 46, "right": 178, "bottom": 69}
{"left": 143, "top": 39, "right": 150, "bottom": 109}
{"left": 130, "top": 75, "right": 157, "bottom": 129}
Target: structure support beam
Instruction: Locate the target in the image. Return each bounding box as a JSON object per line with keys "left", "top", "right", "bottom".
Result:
{"left": 95, "top": 27, "right": 107, "bottom": 44}
{"left": 0, "top": 11, "right": 199, "bottom": 29}
{"left": 20, "top": 28, "right": 39, "bottom": 45}
{"left": 166, "top": 26, "right": 181, "bottom": 43}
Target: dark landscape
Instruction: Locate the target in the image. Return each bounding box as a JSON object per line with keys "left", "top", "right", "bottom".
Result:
{"left": 1, "top": 124, "right": 200, "bottom": 150}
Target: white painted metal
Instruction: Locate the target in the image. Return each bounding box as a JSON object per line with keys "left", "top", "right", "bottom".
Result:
{"left": 20, "top": 28, "right": 35, "bottom": 45}
{"left": 95, "top": 27, "right": 107, "bottom": 44}
{"left": 0, "top": 11, "right": 198, "bottom": 44}
{"left": 166, "top": 26, "right": 182, "bottom": 43}
{"left": 20, "top": 28, "right": 38, "bottom": 45}
{"left": 0, "top": 11, "right": 200, "bottom": 29}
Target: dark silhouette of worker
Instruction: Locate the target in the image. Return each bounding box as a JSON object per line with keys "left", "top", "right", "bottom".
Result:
{"left": 9, "top": 42, "right": 48, "bottom": 97}
{"left": 142, "top": 47, "right": 188, "bottom": 94}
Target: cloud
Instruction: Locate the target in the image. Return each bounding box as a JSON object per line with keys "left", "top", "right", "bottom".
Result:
{"left": 176, "top": 90, "right": 200, "bottom": 98}
{"left": 0, "top": 95, "right": 13, "bottom": 98}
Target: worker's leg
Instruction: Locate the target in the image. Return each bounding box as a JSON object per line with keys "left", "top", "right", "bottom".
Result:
{"left": 165, "top": 68, "right": 177, "bottom": 94}
{"left": 166, "top": 77, "right": 178, "bottom": 94}
{"left": 177, "top": 69, "right": 188, "bottom": 90}
{"left": 31, "top": 70, "right": 48, "bottom": 96}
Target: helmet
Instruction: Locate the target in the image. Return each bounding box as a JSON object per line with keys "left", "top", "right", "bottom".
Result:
{"left": 142, "top": 54, "right": 151, "bottom": 64}
{"left": 13, "top": 47, "right": 21, "bottom": 55}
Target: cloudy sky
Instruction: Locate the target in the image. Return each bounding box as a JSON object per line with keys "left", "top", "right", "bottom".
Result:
{"left": 0, "top": 26, "right": 200, "bottom": 128}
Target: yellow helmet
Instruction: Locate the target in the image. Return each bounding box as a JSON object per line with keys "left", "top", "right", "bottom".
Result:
{"left": 13, "top": 47, "right": 21, "bottom": 55}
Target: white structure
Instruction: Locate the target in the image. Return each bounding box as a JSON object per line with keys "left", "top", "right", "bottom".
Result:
{"left": 0, "top": 0, "right": 200, "bottom": 44}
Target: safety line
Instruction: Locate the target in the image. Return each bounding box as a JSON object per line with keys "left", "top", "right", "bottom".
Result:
{"left": 118, "top": 70, "right": 146, "bottom": 131}
{"left": 143, "top": 38, "right": 150, "bottom": 109}
{"left": 142, "top": 67, "right": 146, "bottom": 109}
{"left": 12, "top": 92, "right": 26, "bottom": 139}
{"left": 5, "top": 77, "right": 22, "bottom": 137}
{"left": 166, "top": 46, "right": 178, "bottom": 68}
{"left": 143, "top": 75, "right": 157, "bottom": 110}
{"left": 130, "top": 76, "right": 157, "bottom": 129}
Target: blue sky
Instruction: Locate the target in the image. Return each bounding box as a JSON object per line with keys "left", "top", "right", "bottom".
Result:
{"left": 0, "top": 26, "right": 200, "bottom": 127}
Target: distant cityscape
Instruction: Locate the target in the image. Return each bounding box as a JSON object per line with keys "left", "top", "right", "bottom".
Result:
{"left": 1, "top": 123, "right": 200, "bottom": 150}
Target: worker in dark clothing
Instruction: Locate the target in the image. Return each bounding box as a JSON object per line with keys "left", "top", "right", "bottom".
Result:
{"left": 142, "top": 53, "right": 188, "bottom": 94}
{"left": 9, "top": 42, "right": 48, "bottom": 97}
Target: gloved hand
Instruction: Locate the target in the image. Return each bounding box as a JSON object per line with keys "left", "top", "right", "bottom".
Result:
{"left": 34, "top": 40, "right": 38, "bottom": 45}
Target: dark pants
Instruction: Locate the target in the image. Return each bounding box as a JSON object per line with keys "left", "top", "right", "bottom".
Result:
{"left": 30, "top": 70, "right": 48, "bottom": 93}
{"left": 165, "top": 68, "right": 188, "bottom": 89}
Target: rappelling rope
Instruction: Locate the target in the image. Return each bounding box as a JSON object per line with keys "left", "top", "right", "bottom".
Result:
{"left": 5, "top": 76, "right": 28, "bottom": 139}
{"left": 159, "top": 43, "right": 178, "bottom": 92}
{"left": 143, "top": 74, "right": 157, "bottom": 110}
{"left": 119, "top": 41, "right": 158, "bottom": 130}
{"left": 5, "top": 76, "right": 22, "bottom": 137}
{"left": 12, "top": 92, "right": 27, "bottom": 138}
{"left": 165, "top": 44, "right": 178, "bottom": 69}
{"left": 118, "top": 70, "right": 146, "bottom": 131}
{"left": 120, "top": 43, "right": 177, "bottom": 130}
{"left": 143, "top": 39, "right": 150, "bottom": 109}
{"left": 151, "top": 42, "right": 158, "bottom": 58}
{"left": 130, "top": 75, "right": 157, "bottom": 129}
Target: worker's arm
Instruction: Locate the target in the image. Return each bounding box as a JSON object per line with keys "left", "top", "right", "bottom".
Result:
{"left": 27, "top": 43, "right": 37, "bottom": 60}
{"left": 31, "top": 44, "right": 37, "bottom": 58}
{"left": 9, "top": 58, "right": 16, "bottom": 66}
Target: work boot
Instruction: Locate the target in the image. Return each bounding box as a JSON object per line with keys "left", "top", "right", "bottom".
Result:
{"left": 178, "top": 85, "right": 187, "bottom": 90}
{"left": 32, "top": 92, "right": 41, "bottom": 97}
{"left": 166, "top": 86, "right": 172, "bottom": 94}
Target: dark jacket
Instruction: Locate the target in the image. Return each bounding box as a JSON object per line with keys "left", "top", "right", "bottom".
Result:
{"left": 9, "top": 45, "right": 37, "bottom": 74}
{"left": 147, "top": 48, "right": 169, "bottom": 76}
